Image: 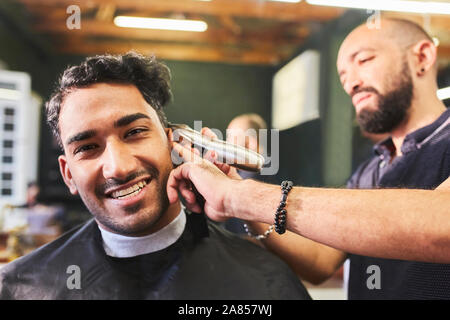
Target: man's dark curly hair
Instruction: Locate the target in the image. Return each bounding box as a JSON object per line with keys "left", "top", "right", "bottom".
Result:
{"left": 45, "top": 52, "right": 172, "bottom": 150}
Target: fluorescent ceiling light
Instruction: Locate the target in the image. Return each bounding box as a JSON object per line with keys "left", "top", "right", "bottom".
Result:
{"left": 437, "top": 86, "right": 450, "bottom": 100}
{"left": 114, "top": 16, "right": 208, "bottom": 32}
{"left": 306, "top": 0, "right": 450, "bottom": 15}
{"left": 0, "top": 88, "right": 20, "bottom": 101}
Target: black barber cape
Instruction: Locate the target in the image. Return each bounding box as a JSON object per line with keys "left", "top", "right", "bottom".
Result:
{"left": 0, "top": 211, "right": 311, "bottom": 300}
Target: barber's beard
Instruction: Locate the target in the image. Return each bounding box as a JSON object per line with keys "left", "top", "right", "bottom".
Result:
{"left": 355, "top": 62, "right": 413, "bottom": 134}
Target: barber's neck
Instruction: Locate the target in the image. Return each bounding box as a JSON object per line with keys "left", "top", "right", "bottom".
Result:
{"left": 390, "top": 85, "right": 446, "bottom": 157}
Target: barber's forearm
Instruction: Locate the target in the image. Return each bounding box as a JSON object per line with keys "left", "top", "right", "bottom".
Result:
{"left": 226, "top": 180, "right": 450, "bottom": 263}
{"left": 225, "top": 179, "right": 280, "bottom": 224}
{"left": 287, "top": 187, "right": 450, "bottom": 262}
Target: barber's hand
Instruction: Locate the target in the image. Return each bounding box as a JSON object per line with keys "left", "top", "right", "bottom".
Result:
{"left": 200, "top": 127, "right": 242, "bottom": 180}
{"left": 167, "top": 141, "right": 236, "bottom": 221}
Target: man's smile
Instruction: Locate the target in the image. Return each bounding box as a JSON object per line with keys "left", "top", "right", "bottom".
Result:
{"left": 111, "top": 180, "right": 148, "bottom": 199}
{"left": 104, "top": 177, "right": 153, "bottom": 206}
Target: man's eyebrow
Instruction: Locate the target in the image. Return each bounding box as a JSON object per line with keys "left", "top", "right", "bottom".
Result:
{"left": 339, "top": 47, "right": 376, "bottom": 77}
{"left": 114, "top": 113, "right": 151, "bottom": 128}
{"left": 350, "top": 47, "right": 376, "bottom": 61}
{"left": 66, "top": 129, "right": 96, "bottom": 146}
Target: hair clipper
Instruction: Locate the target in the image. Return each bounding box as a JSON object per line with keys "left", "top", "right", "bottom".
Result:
{"left": 169, "top": 123, "right": 265, "bottom": 172}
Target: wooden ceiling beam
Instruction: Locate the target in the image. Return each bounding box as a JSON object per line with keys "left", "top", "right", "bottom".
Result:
{"left": 17, "top": 0, "right": 344, "bottom": 22}
{"left": 438, "top": 45, "right": 450, "bottom": 59}
{"left": 54, "top": 39, "right": 291, "bottom": 65}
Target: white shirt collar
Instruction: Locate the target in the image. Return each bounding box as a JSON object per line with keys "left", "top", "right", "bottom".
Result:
{"left": 98, "top": 208, "right": 186, "bottom": 258}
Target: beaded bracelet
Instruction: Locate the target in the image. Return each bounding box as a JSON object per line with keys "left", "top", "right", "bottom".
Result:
{"left": 274, "top": 180, "right": 293, "bottom": 234}
{"left": 243, "top": 222, "right": 274, "bottom": 240}
{"left": 242, "top": 180, "right": 293, "bottom": 239}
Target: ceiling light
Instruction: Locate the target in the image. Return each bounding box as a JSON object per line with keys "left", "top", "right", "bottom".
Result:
{"left": 114, "top": 16, "right": 208, "bottom": 32}
{"left": 306, "top": 0, "right": 450, "bottom": 15}
{"left": 437, "top": 87, "right": 450, "bottom": 100}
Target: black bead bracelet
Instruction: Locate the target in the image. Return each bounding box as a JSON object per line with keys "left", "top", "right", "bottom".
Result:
{"left": 274, "top": 180, "right": 293, "bottom": 234}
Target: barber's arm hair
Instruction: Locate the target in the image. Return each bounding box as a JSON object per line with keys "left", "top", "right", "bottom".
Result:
{"left": 232, "top": 179, "right": 450, "bottom": 264}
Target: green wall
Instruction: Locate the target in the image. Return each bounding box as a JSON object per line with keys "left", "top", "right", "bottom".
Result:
{"left": 164, "top": 60, "right": 275, "bottom": 133}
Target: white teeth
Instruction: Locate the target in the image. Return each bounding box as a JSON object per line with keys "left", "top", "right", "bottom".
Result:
{"left": 111, "top": 180, "right": 147, "bottom": 199}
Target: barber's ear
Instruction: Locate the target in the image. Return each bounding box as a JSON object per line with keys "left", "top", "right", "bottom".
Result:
{"left": 58, "top": 155, "right": 78, "bottom": 195}
{"left": 411, "top": 40, "right": 437, "bottom": 76}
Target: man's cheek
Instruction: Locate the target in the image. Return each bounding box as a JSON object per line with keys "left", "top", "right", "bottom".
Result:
{"left": 70, "top": 170, "right": 93, "bottom": 197}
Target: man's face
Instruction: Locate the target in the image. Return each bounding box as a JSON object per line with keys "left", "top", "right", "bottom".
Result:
{"left": 58, "top": 83, "right": 174, "bottom": 236}
{"left": 226, "top": 119, "right": 259, "bottom": 153}
{"left": 337, "top": 26, "right": 413, "bottom": 133}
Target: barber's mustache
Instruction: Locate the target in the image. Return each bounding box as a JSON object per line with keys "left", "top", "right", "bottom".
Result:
{"left": 351, "top": 86, "right": 380, "bottom": 99}
{"left": 96, "top": 168, "right": 159, "bottom": 195}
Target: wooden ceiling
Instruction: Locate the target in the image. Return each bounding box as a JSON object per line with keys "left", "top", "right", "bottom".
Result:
{"left": 14, "top": 0, "right": 450, "bottom": 65}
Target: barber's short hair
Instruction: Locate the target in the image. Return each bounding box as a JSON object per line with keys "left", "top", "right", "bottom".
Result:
{"left": 358, "top": 18, "right": 434, "bottom": 47}
{"left": 231, "top": 113, "right": 267, "bottom": 131}
{"left": 45, "top": 52, "right": 172, "bottom": 149}
{"left": 385, "top": 18, "right": 433, "bottom": 45}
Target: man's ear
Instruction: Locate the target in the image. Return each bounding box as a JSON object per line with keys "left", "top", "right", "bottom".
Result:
{"left": 165, "top": 127, "right": 173, "bottom": 143}
{"left": 411, "top": 39, "right": 437, "bottom": 77}
{"left": 58, "top": 155, "right": 78, "bottom": 195}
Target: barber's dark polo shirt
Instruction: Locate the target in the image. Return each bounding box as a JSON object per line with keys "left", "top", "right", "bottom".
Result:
{"left": 346, "top": 108, "right": 450, "bottom": 300}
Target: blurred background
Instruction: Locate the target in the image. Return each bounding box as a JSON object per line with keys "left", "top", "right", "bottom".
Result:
{"left": 0, "top": 0, "right": 449, "bottom": 298}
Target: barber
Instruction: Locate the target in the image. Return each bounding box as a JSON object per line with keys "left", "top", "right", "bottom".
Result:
{"left": 168, "top": 18, "right": 450, "bottom": 300}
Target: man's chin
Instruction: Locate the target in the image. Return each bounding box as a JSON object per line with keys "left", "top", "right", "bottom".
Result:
{"left": 95, "top": 209, "right": 164, "bottom": 236}
{"left": 355, "top": 98, "right": 380, "bottom": 114}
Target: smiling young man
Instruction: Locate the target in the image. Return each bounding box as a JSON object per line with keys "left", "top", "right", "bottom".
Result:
{"left": 0, "top": 52, "right": 311, "bottom": 300}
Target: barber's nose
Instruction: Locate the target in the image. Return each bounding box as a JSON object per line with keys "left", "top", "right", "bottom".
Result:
{"left": 102, "top": 139, "right": 138, "bottom": 180}
{"left": 344, "top": 70, "right": 363, "bottom": 96}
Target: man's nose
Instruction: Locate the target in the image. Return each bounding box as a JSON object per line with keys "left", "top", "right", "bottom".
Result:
{"left": 344, "top": 70, "right": 363, "bottom": 96}
{"left": 102, "top": 139, "right": 138, "bottom": 180}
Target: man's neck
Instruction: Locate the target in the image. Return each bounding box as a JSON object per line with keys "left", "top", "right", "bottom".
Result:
{"left": 146, "top": 201, "right": 182, "bottom": 235}
{"left": 96, "top": 201, "right": 182, "bottom": 237}
{"left": 99, "top": 203, "right": 186, "bottom": 257}
{"left": 390, "top": 94, "right": 446, "bottom": 157}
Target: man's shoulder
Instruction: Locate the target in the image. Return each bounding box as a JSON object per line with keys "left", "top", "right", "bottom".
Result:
{"left": 0, "top": 219, "right": 102, "bottom": 299}
{"left": 180, "top": 220, "right": 311, "bottom": 299}
{"left": 0, "top": 219, "right": 96, "bottom": 279}
{"left": 205, "top": 222, "right": 306, "bottom": 280}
